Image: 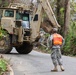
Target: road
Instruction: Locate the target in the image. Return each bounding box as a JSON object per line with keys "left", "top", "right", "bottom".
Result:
{"left": 3, "top": 48, "right": 76, "bottom": 75}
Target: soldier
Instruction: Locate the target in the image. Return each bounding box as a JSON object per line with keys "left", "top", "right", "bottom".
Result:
{"left": 48, "top": 28, "right": 65, "bottom": 72}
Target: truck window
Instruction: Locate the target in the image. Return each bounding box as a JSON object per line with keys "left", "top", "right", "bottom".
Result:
{"left": 4, "top": 10, "right": 14, "bottom": 17}
{"left": 33, "top": 14, "right": 38, "bottom": 21}
{"left": 22, "top": 14, "right": 29, "bottom": 21}
{"left": 16, "top": 12, "right": 21, "bottom": 20}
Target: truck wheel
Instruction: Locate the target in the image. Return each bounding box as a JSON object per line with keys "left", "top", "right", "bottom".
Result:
{"left": 16, "top": 42, "right": 33, "bottom": 54}
{"left": 0, "top": 35, "right": 12, "bottom": 54}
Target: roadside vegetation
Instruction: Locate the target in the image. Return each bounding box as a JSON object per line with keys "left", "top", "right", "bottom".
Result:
{"left": 61, "top": 0, "right": 76, "bottom": 56}
{"left": 0, "top": 27, "right": 7, "bottom": 39}
{"left": 0, "top": 55, "right": 10, "bottom": 75}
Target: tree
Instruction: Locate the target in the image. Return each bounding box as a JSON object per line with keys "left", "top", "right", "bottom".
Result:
{"left": 64, "top": 0, "right": 70, "bottom": 37}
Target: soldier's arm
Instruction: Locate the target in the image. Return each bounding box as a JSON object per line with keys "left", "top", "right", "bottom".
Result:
{"left": 47, "top": 35, "right": 53, "bottom": 48}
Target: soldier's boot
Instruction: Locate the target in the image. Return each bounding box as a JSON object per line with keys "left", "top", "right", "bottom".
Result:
{"left": 51, "top": 66, "right": 58, "bottom": 72}
{"left": 60, "top": 65, "right": 65, "bottom": 71}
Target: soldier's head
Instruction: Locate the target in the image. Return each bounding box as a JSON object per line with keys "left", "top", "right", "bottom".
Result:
{"left": 50, "top": 28, "right": 58, "bottom": 34}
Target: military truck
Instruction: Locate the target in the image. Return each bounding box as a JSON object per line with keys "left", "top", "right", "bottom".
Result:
{"left": 0, "top": 0, "right": 60, "bottom": 54}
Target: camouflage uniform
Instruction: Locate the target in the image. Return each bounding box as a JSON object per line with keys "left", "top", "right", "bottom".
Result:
{"left": 51, "top": 47, "right": 63, "bottom": 66}
{"left": 48, "top": 34, "right": 65, "bottom": 67}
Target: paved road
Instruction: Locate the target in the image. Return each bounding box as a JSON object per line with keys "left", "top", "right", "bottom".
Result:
{"left": 3, "top": 48, "right": 76, "bottom": 75}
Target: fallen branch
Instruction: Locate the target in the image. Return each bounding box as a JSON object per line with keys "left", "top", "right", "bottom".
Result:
{"left": 7, "top": 65, "right": 14, "bottom": 75}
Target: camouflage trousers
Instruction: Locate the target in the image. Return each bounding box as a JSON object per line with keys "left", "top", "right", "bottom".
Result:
{"left": 51, "top": 48, "right": 63, "bottom": 66}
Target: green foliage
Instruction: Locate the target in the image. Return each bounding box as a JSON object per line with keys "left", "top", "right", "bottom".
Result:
{"left": 0, "top": 0, "right": 2, "bottom": 4}
{"left": 0, "top": 0, "right": 9, "bottom": 7}
{"left": 71, "top": 0, "right": 76, "bottom": 14}
{"left": 60, "top": 7, "right": 64, "bottom": 13}
{"left": 63, "top": 21, "right": 76, "bottom": 56}
{"left": 63, "top": 32, "right": 72, "bottom": 55}
{"left": 0, "top": 58, "right": 7, "bottom": 75}
{"left": 0, "top": 27, "right": 7, "bottom": 39}
{"left": 70, "top": 21, "right": 76, "bottom": 55}
{"left": 70, "top": 37, "right": 76, "bottom": 55}
{"left": 4, "top": 1, "right": 9, "bottom": 7}
{"left": 59, "top": 7, "right": 64, "bottom": 26}
{"left": 44, "top": 33, "right": 50, "bottom": 38}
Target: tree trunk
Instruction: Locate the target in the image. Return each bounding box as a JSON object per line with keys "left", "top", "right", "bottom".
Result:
{"left": 57, "top": 0, "right": 60, "bottom": 23}
{"left": 64, "top": 0, "right": 70, "bottom": 37}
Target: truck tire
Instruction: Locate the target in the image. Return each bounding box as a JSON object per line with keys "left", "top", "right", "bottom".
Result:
{"left": 0, "top": 35, "right": 12, "bottom": 54}
{"left": 16, "top": 42, "right": 33, "bottom": 54}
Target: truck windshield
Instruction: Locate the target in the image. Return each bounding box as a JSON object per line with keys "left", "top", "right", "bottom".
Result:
{"left": 16, "top": 11, "right": 21, "bottom": 20}
{"left": 4, "top": 10, "right": 14, "bottom": 17}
